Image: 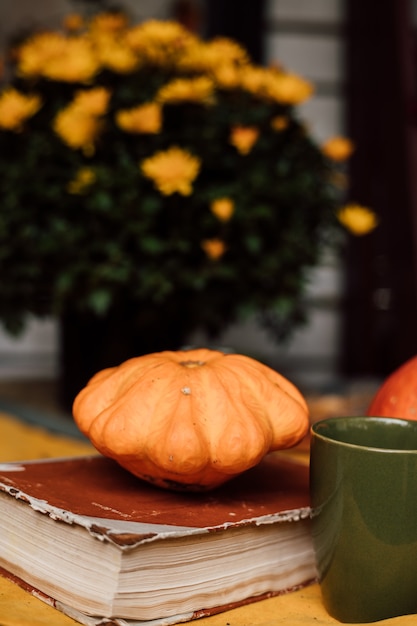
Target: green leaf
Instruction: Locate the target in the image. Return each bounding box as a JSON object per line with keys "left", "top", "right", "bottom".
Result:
{"left": 243, "top": 235, "right": 262, "bottom": 254}
{"left": 140, "top": 237, "right": 165, "bottom": 254}
{"left": 87, "top": 289, "right": 113, "bottom": 315}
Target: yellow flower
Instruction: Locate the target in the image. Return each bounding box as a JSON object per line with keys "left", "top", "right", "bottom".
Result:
{"left": 126, "top": 19, "right": 189, "bottom": 48}
{"left": 322, "top": 136, "right": 355, "bottom": 161}
{"left": 53, "top": 105, "right": 102, "bottom": 154}
{"left": 116, "top": 102, "right": 162, "bottom": 134}
{"left": 238, "top": 65, "right": 313, "bottom": 105}
{"left": 180, "top": 37, "right": 248, "bottom": 74}
{"left": 42, "top": 37, "right": 100, "bottom": 82}
{"left": 175, "top": 41, "right": 206, "bottom": 72}
{"left": 271, "top": 115, "right": 289, "bottom": 132}
{"left": 210, "top": 198, "right": 235, "bottom": 222}
{"left": 140, "top": 146, "right": 201, "bottom": 196}
{"left": 229, "top": 126, "right": 259, "bottom": 155}
{"left": 63, "top": 14, "right": 84, "bottom": 32}
{"left": 53, "top": 88, "right": 109, "bottom": 153}
{"left": 264, "top": 70, "right": 314, "bottom": 105}
{"left": 211, "top": 63, "right": 240, "bottom": 89}
{"left": 17, "top": 32, "right": 100, "bottom": 82}
{"left": 201, "top": 238, "right": 226, "bottom": 260}
{"left": 157, "top": 76, "right": 214, "bottom": 105}
{"left": 125, "top": 20, "right": 194, "bottom": 65}
{"left": 239, "top": 66, "right": 270, "bottom": 97}
{"left": 205, "top": 37, "right": 248, "bottom": 67}
{"left": 337, "top": 204, "right": 378, "bottom": 236}
{"left": 0, "top": 88, "right": 41, "bottom": 131}
{"left": 67, "top": 167, "right": 96, "bottom": 194}
{"left": 16, "top": 32, "right": 69, "bottom": 78}
{"left": 72, "top": 87, "right": 111, "bottom": 116}
{"left": 96, "top": 39, "right": 139, "bottom": 73}
{"left": 88, "top": 12, "right": 129, "bottom": 34}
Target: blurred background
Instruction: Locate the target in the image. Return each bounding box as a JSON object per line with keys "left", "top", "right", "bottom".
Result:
{"left": 1, "top": 0, "right": 417, "bottom": 416}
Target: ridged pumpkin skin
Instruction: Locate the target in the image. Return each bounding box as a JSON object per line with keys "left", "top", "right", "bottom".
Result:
{"left": 73, "top": 348, "right": 309, "bottom": 491}
{"left": 367, "top": 355, "right": 417, "bottom": 420}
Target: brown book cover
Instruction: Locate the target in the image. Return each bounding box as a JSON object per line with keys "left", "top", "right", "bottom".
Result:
{"left": 0, "top": 453, "right": 316, "bottom": 626}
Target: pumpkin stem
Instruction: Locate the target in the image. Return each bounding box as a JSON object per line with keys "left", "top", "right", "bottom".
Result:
{"left": 180, "top": 360, "right": 205, "bottom": 368}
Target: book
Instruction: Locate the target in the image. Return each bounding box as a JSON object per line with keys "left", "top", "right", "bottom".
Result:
{"left": 0, "top": 453, "right": 316, "bottom": 626}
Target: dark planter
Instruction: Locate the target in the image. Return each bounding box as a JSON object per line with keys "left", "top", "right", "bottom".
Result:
{"left": 59, "top": 306, "right": 190, "bottom": 412}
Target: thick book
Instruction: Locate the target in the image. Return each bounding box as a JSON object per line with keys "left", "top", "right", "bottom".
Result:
{"left": 0, "top": 453, "right": 316, "bottom": 626}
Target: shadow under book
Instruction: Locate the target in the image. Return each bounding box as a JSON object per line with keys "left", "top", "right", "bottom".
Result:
{"left": 0, "top": 453, "right": 316, "bottom": 626}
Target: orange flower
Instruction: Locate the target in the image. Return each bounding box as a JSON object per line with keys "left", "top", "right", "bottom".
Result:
{"left": 126, "top": 19, "right": 189, "bottom": 50}
{"left": 43, "top": 37, "right": 100, "bottom": 83}
{"left": 72, "top": 87, "right": 111, "bottom": 116}
{"left": 271, "top": 115, "right": 289, "bottom": 132}
{"left": 265, "top": 71, "right": 314, "bottom": 105}
{"left": 67, "top": 167, "right": 96, "bottom": 194}
{"left": 204, "top": 37, "right": 248, "bottom": 67}
{"left": 229, "top": 126, "right": 259, "bottom": 155}
{"left": 239, "top": 66, "right": 270, "bottom": 96}
{"left": 211, "top": 63, "right": 240, "bottom": 89}
{"left": 140, "top": 146, "right": 201, "bottom": 196}
{"left": 0, "top": 88, "right": 41, "bottom": 131}
{"left": 337, "top": 204, "right": 378, "bottom": 236}
{"left": 322, "top": 136, "right": 354, "bottom": 161}
{"left": 91, "top": 30, "right": 139, "bottom": 74}
{"left": 63, "top": 14, "right": 84, "bottom": 32}
{"left": 125, "top": 20, "right": 194, "bottom": 64}
{"left": 116, "top": 102, "right": 162, "bottom": 134}
{"left": 180, "top": 37, "right": 248, "bottom": 76}
{"left": 89, "top": 12, "right": 128, "bottom": 33}
{"left": 239, "top": 66, "right": 312, "bottom": 105}
{"left": 53, "top": 105, "right": 102, "bottom": 154}
{"left": 156, "top": 76, "right": 214, "bottom": 105}
{"left": 210, "top": 198, "right": 235, "bottom": 222}
{"left": 201, "top": 238, "right": 226, "bottom": 260}
{"left": 16, "top": 32, "right": 69, "bottom": 78}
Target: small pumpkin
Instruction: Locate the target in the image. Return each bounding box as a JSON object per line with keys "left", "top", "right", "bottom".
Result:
{"left": 367, "top": 354, "right": 417, "bottom": 420}
{"left": 73, "top": 348, "right": 309, "bottom": 491}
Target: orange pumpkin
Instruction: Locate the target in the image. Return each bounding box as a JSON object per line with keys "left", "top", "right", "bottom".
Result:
{"left": 367, "top": 354, "right": 417, "bottom": 419}
{"left": 73, "top": 348, "right": 309, "bottom": 491}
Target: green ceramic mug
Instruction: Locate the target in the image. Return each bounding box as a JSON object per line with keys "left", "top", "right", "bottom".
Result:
{"left": 310, "top": 416, "right": 417, "bottom": 623}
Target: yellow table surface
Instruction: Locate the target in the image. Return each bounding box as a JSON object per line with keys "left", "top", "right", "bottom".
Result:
{"left": 0, "top": 411, "right": 416, "bottom": 626}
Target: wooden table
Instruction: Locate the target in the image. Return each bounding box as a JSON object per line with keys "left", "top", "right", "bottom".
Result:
{"left": 0, "top": 410, "right": 415, "bottom": 626}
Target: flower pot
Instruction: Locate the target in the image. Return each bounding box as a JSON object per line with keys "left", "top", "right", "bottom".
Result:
{"left": 58, "top": 307, "right": 189, "bottom": 412}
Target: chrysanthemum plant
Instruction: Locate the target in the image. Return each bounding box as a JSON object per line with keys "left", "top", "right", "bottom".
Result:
{"left": 0, "top": 12, "right": 377, "bottom": 342}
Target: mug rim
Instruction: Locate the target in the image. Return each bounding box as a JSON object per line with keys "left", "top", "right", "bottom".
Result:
{"left": 311, "top": 415, "right": 417, "bottom": 453}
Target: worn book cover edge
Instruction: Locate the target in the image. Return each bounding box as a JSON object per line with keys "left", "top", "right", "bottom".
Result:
{"left": 0, "top": 454, "right": 312, "bottom": 547}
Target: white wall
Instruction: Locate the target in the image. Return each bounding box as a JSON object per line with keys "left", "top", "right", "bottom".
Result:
{"left": 265, "top": 0, "right": 345, "bottom": 142}
{"left": 0, "top": 319, "right": 58, "bottom": 379}
{"left": 0, "top": 0, "right": 346, "bottom": 388}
